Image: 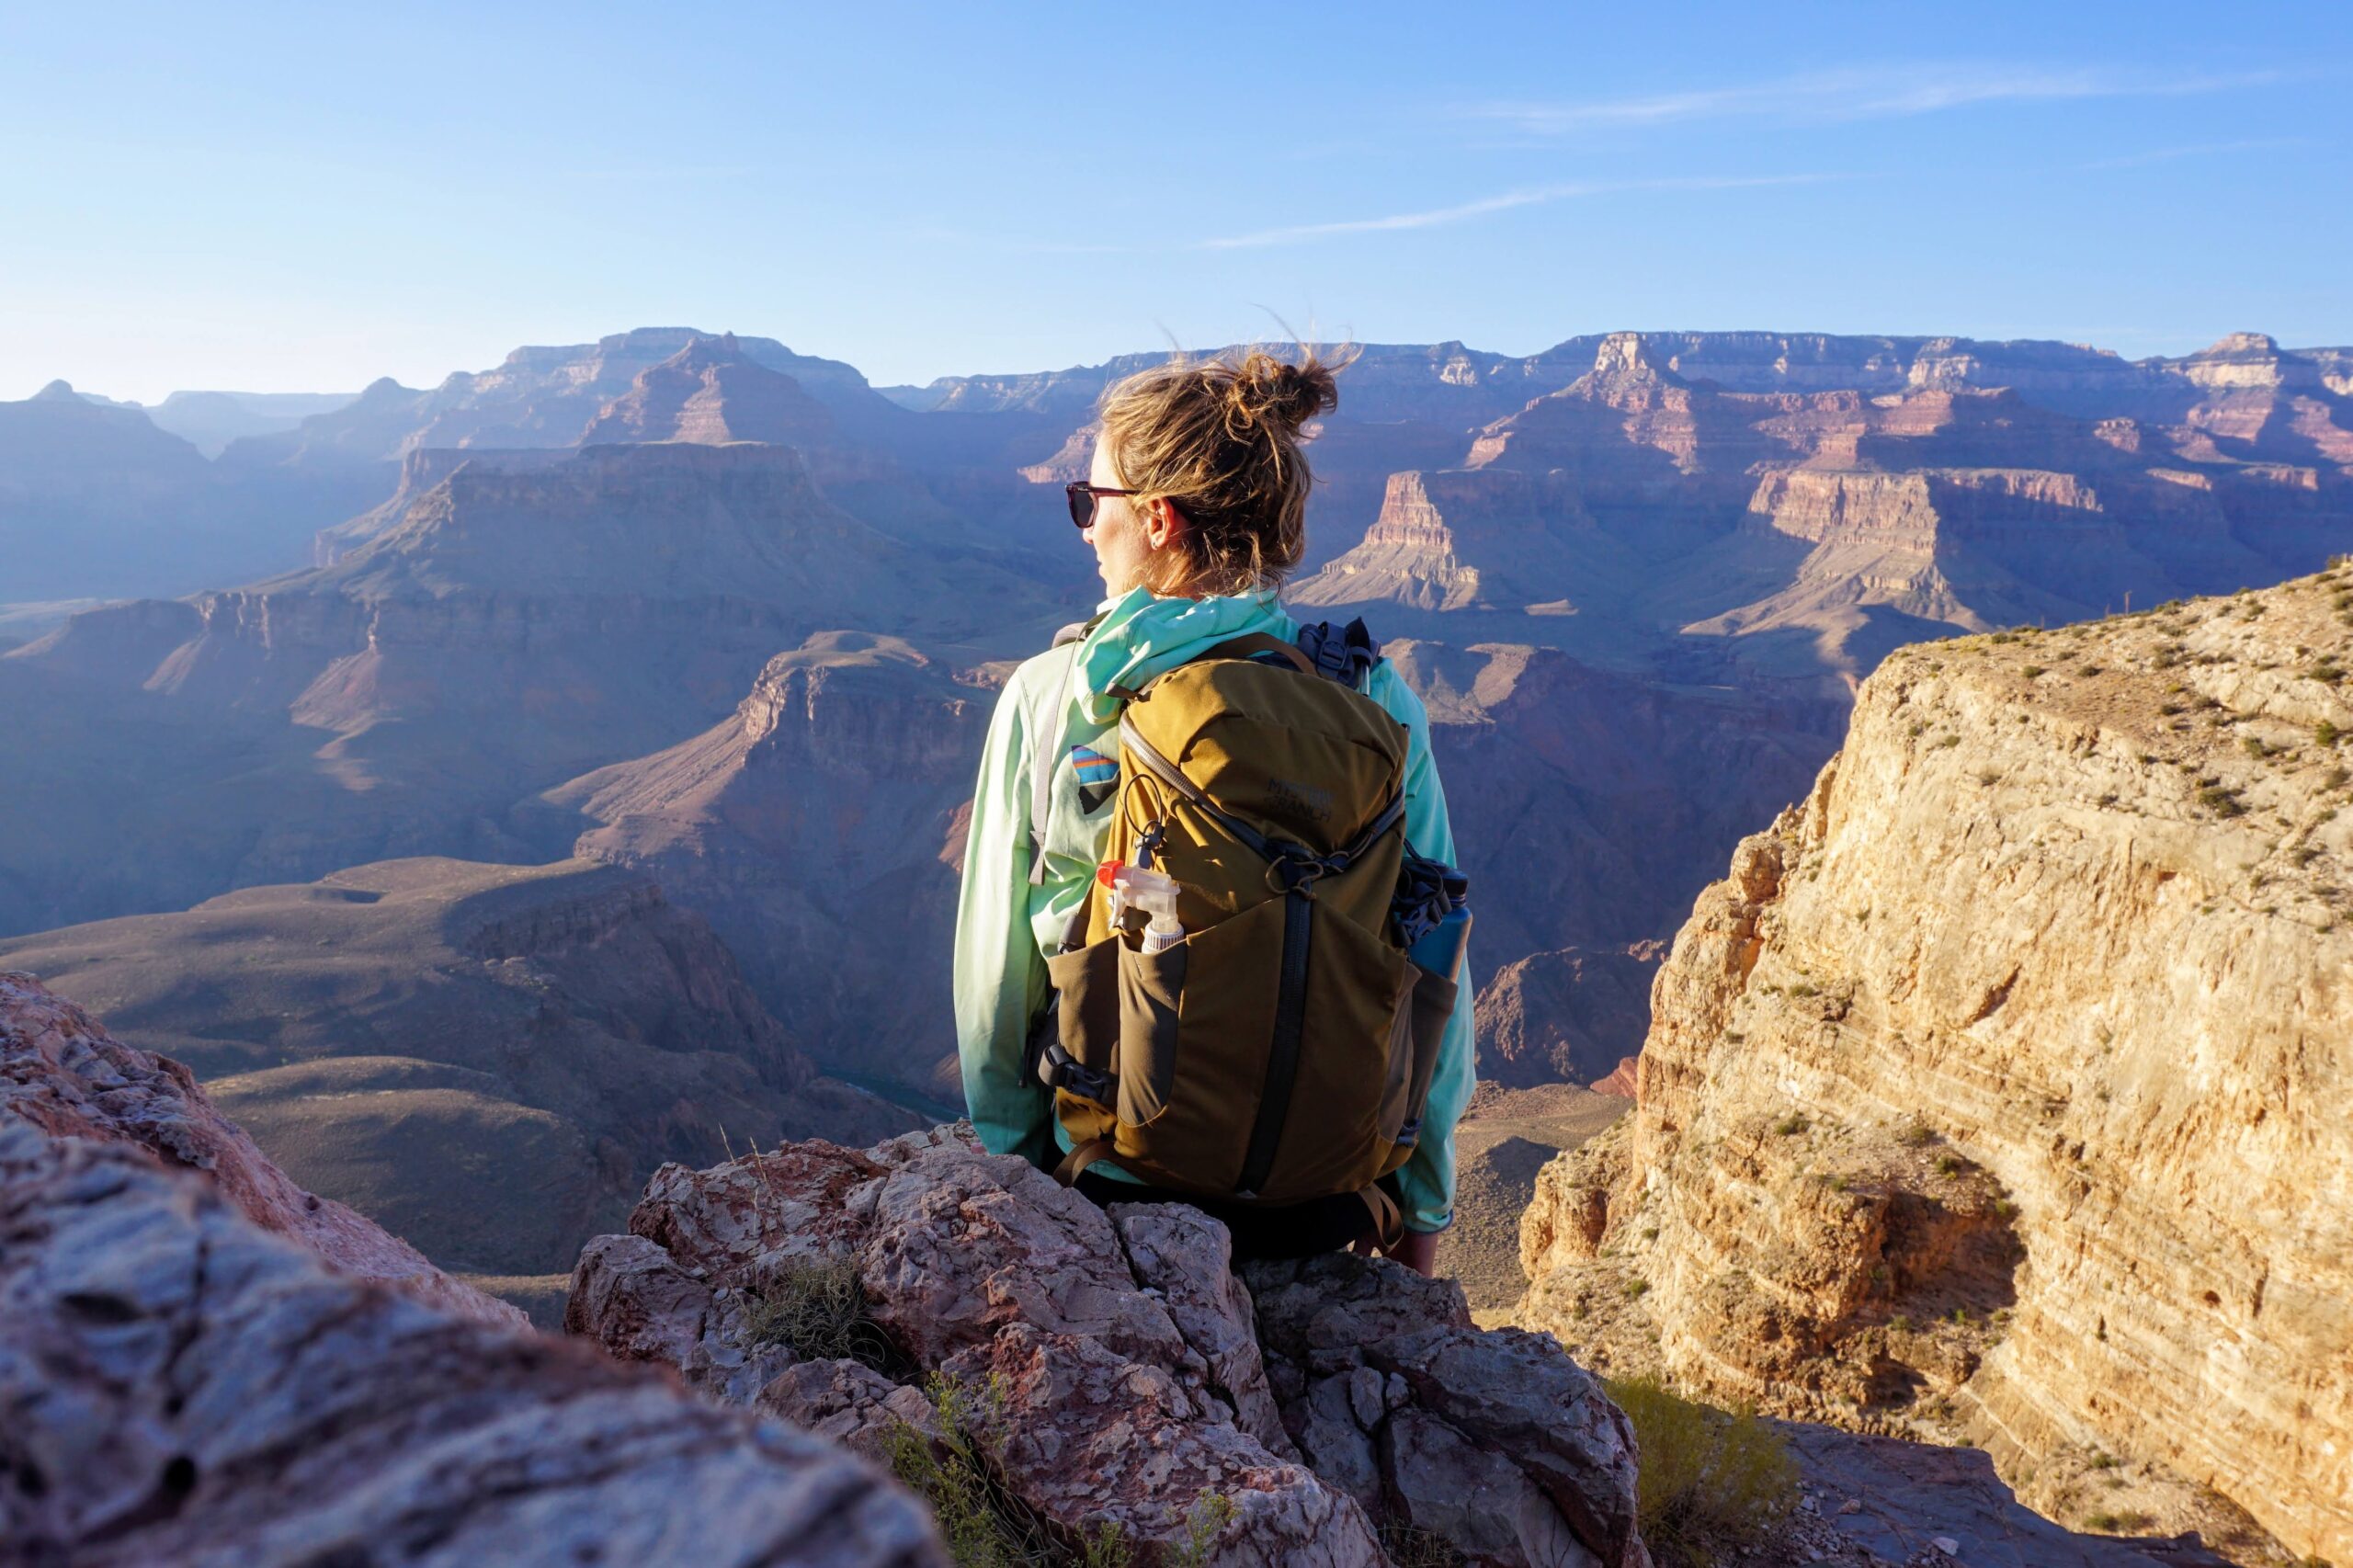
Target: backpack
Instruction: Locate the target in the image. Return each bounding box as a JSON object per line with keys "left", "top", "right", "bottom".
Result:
{"left": 1028, "top": 619, "right": 1462, "bottom": 1240}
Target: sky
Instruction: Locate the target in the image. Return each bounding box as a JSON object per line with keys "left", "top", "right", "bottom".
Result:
{"left": 2, "top": 1, "right": 2348, "bottom": 403}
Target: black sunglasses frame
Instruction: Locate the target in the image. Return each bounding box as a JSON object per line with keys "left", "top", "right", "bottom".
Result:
{"left": 1065, "top": 482, "right": 1138, "bottom": 530}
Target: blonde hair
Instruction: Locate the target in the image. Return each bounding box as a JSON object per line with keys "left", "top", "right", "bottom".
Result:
{"left": 1097, "top": 346, "right": 1347, "bottom": 596}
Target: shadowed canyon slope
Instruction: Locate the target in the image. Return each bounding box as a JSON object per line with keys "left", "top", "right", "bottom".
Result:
{"left": 1, "top": 436, "right": 1048, "bottom": 940}
{"left": 0, "top": 858, "right": 913, "bottom": 1276}
{"left": 1517, "top": 566, "right": 2353, "bottom": 1561}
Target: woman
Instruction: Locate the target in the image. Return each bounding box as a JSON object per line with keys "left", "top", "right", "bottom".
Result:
{"left": 952, "top": 347, "right": 1474, "bottom": 1275}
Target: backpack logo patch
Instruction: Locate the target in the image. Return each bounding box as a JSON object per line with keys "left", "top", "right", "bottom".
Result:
{"left": 1267, "top": 776, "right": 1335, "bottom": 825}
{"left": 1070, "top": 744, "right": 1118, "bottom": 812}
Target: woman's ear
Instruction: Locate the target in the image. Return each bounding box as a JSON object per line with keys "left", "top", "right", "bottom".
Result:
{"left": 1145, "top": 497, "right": 1187, "bottom": 549}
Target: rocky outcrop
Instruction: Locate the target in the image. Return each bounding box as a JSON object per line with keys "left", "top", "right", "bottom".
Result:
{"left": 1, "top": 969, "right": 519, "bottom": 1326}
{"left": 0, "top": 1102, "right": 942, "bottom": 1565}
{"left": 534, "top": 633, "right": 993, "bottom": 1102}
{"left": 1474, "top": 943, "right": 1664, "bottom": 1088}
{"left": 0, "top": 859, "right": 913, "bottom": 1278}
{"left": 568, "top": 1126, "right": 1652, "bottom": 1566}
{"left": 1295, "top": 469, "right": 1594, "bottom": 612}
{"left": 1518, "top": 566, "right": 2353, "bottom": 1561}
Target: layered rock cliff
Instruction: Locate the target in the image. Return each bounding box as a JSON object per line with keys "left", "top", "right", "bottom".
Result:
{"left": 1518, "top": 565, "right": 2353, "bottom": 1561}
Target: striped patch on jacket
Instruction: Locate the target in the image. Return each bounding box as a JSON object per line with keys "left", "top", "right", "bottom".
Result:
{"left": 1071, "top": 744, "right": 1118, "bottom": 812}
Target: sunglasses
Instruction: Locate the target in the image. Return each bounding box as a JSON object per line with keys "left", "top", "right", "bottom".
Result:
{"left": 1065, "top": 482, "right": 1137, "bottom": 530}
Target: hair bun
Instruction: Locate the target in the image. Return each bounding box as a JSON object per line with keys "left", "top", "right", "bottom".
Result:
{"left": 1223, "top": 348, "right": 1340, "bottom": 437}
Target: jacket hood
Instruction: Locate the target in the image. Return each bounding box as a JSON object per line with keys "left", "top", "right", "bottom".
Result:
{"left": 1073, "top": 587, "right": 1296, "bottom": 727}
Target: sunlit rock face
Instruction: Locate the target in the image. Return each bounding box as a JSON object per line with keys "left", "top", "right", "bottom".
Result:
{"left": 1518, "top": 566, "right": 2353, "bottom": 1562}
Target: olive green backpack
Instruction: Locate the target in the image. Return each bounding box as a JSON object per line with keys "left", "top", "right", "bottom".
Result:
{"left": 1029, "top": 620, "right": 1460, "bottom": 1241}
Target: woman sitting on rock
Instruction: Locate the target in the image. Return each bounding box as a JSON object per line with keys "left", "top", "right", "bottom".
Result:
{"left": 953, "top": 347, "right": 1476, "bottom": 1276}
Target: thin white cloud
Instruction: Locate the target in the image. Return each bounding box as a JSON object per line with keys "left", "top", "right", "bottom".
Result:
{"left": 2078, "top": 135, "right": 2309, "bottom": 171}
{"left": 1470, "top": 63, "right": 2289, "bottom": 135}
{"left": 1199, "top": 174, "right": 1842, "bottom": 251}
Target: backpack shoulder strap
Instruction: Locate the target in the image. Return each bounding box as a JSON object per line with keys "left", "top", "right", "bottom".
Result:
{"left": 1026, "top": 618, "right": 1100, "bottom": 886}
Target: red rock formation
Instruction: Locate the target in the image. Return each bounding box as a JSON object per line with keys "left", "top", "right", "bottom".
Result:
{"left": 538, "top": 634, "right": 991, "bottom": 1100}
{"left": 569, "top": 1126, "right": 1653, "bottom": 1567}
{"left": 1589, "top": 1057, "right": 1640, "bottom": 1099}
{"left": 1473, "top": 944, "right": 1663, "bottom": 1088}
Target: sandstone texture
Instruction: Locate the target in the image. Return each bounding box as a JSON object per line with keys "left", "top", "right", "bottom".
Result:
{"left": 1518, "top": 566, "right": 2353, "bottom": 1562}
{"left": 0, "top": 1107, "right": 943, "bottom": 1566}
{"left": 568, "top": 1127, "right": 1653, "bottom": 1566}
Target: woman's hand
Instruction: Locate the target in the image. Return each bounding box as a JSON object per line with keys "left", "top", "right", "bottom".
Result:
{"left": 1351, "top": 1226, "right": 1440, "bottom": 1278}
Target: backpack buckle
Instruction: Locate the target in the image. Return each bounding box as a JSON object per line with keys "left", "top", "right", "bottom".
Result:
{"left": 1038, "top": 1040, "right": 1118, "bottom": 1107}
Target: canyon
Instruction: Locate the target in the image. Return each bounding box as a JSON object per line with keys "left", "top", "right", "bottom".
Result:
{"left": 2, "top": 327, "right": 2349, "bottom": 1562}
{"left": 1517, "top": 566, "right": 2353, "bottom": 1562}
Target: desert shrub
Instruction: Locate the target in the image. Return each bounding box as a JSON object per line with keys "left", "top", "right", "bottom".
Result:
{"left": 2022, "top": 665, "right": 2045, "bottom": 679}
{"left": 1604, "top": 1377, "right": 1797, "bottom": 1566}
{"left": 1774, "top": 1113, "right": 1810, "bottom": 1137}
{"left": 884, "top": 1376, "right": 1229, "bottom": 1568}
{"left": 2197, "top": 786, "right": 2246, "bottom": 818}
{"left": 1379, "top": 1523, "right": 1470, "bottom": 1567}
{"left": 742, "top": 1257, "right": 897, "bottom": 1369}
{"left": 1897, "top": 1120, "right": 1938, "bottom": 1147}
{"left": 2319, "top": 721, "right": 2342, "bottom": 747}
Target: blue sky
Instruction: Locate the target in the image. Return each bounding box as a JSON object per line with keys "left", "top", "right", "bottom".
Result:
{"left": 2, "top": 1, "right": 2347, "bottom": 401}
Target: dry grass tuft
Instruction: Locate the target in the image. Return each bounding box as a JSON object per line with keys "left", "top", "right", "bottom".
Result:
{"left": 1605, "top": 1376, "right": 1797, "bottom": 1567}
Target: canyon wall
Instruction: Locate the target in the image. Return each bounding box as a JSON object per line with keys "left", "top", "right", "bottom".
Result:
{"left": 1518, "top": 565, "right": 2353, "bottom": 1560}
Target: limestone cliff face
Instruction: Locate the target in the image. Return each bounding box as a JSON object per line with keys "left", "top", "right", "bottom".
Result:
{"left": 1518, "top": 565, "right": 2353, "bottom": 1559}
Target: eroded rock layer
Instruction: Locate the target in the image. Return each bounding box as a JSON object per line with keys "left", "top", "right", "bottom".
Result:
{"left": 1518, "top": 565, "right": 2353, "bottom": 1560}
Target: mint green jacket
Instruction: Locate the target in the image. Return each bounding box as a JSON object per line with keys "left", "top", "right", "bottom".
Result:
{"left": 951, "top": 586, "right": 1476, "bottom": 1233}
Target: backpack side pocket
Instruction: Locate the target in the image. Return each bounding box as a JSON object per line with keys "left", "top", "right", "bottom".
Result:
{"left": 1116, "top": 940, "right": 1186, "bottom": 1127}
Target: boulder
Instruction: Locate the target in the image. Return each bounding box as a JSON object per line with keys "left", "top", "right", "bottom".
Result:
{"left": 569, "top": 1128, "right": 1653, "bottom": 1566}
{"left": 0, "top": 1121, "right": 944, "bottom": 1566}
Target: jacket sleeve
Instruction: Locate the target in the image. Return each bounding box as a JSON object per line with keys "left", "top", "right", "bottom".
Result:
{"left": 1371, "top": 667, "right": 1478, "bottom": 1233}
{"left": 952, "top": 673, "right": 1057, "bottom": 1169}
